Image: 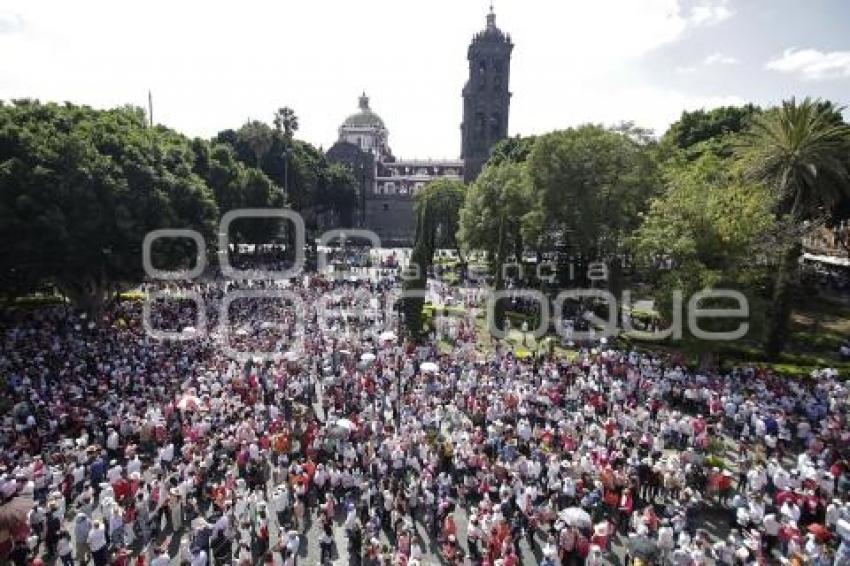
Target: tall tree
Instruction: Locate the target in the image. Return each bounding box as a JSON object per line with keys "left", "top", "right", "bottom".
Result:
{"left": 635, "top": 152, "right": 774, "bottom": 364}
{"left": 0, "top": 100, "right": 218, "bottom": 312}
{"left": 401, "top": 179, "right": 467, "bottom": 337}
{"left": 526, "top": 125, "right": 660, "bottom": 289}
{"left": 459, "top": 163, "right": 532, "bottom": 327}
{"left": 737, "top": 97, "right": 850, "bottom": 358}
{"left": 236, "top": 120, "right": 274, "bottom": 168}
{"left": 273, "top": 107, "right": 299, "bottom": 138}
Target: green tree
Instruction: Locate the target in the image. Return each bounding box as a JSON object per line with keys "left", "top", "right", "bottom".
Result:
{"left": 190, "top": 139, "right": 285, "bottom": 250}
{"left": 273, "top": 107, "right": 299, "bottom": 138}
{"left": 0, "top": 100, "right": 218, "bottom": 312}
{"left": 314, "top": 163, "right": 357, "bottom": 227}
{"left": 486, "top": 135, "right": 537, "bottom": 167}
{"left": 526, "top": 125, "right": 660, "bottom": 291}
{"left": 736, "top": 97, "right": 850, "bottom": 358}
{"left": 236, "top": 120, "right": 274, "bottom": 168}
{"left": 459, "top": 162, "right": 533, "bottom": 327}
{"left": 662, "top": 105, "right": 761, "bottom": 152}
{"left": 401, "top": 179, "right": 467, "bottom": 337}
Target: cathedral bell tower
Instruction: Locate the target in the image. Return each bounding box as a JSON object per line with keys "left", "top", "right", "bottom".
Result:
{"left": 461, "top": 5, "right": 513, "bottom": 183}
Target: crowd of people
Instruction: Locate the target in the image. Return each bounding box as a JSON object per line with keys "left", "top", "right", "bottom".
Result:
{"left": 1, "top": 263, "right": 849, "bottom": 566}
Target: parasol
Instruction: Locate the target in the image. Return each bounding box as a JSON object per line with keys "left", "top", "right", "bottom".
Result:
{"left": 559, "top": 507, "right": 592, "bottom": 528}
{"left": 334, "top": 418, "right": 356, "bottom": 431}
{"left": 234, "top": 328, "right": 249, "bottom": 337}
{"left": 360, "top": 353, "right": 376, "bottom": 363}
{"left": 420, "top": 362, "right": 439, "bottom": 374}
{"left": 379, "top": 330, "right": 397, "bottom": 342}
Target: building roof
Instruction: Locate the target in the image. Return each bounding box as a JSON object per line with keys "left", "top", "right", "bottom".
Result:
{"left": 342, "top": 92, "right": 385, "bottom": 129}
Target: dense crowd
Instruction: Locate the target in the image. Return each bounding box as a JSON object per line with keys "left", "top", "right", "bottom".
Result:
{"left": 1, "top": 266, "right": 849, "bottom": 566}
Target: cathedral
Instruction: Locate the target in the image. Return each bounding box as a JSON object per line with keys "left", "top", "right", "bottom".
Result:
{"left": 326, "top": 7, "right": 513, "bottom": 245}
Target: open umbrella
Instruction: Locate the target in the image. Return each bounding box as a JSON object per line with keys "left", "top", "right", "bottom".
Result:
{"left": 234, "top": 328, "right": 249, "bottom": 337}
{"left": 628, "top": 535, "right": 658, "bottom": 559}
{"left": 420, "top": 362, "right": 439, "bottom": 374}
{"left": 559, "top": 507, "right": 592, "bottom": 528}
{"left": 334, "top": 418, "right": 356, "bottom": 431}
{"left": 360, "top": 353, "right": 376, "bottom": 363}
{"left": 379, "top": 330, "right": 397, "bottom": 342}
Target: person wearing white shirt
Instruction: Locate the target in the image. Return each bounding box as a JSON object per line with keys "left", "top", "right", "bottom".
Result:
{"left": 87, "top": 521, "right": 107, "bottom": 565}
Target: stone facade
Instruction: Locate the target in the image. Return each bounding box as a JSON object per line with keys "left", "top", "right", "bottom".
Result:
{"left": 461, "top": 8, "right": 513, "bottom": 183}
{"left": 325, "top": 9, "right": 511, "bottom": 245}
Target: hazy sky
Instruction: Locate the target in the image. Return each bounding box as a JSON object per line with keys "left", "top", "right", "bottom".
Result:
{"left": 2, "top": 0, "right": 849, "bottom": 159}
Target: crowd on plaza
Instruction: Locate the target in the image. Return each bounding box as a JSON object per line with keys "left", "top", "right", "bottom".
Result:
{"left": 1, "top": 264, "right": 850, "bottom": 566}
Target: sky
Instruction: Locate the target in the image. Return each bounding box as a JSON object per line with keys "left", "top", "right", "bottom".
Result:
{"left": 2, "top": 0, "right": 849, "bottom": 159}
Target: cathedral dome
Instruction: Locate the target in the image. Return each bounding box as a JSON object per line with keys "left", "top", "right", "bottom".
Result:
{"left": 342, "top": 93, "right": 385, "bottom": 129}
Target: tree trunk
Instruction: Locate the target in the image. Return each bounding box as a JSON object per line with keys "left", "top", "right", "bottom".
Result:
{"left": 764, "top": 241, "right": 802, "bottom": 360}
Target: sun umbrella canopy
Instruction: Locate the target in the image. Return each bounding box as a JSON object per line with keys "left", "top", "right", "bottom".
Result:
{"left": 420, "top": 362, "right": 439, "bottom": 374}
{"left": 360, "top": 352, "right": 376, "bottom": 362}
{"left": 559, "top": 507, "right": 592, "bottom": 528}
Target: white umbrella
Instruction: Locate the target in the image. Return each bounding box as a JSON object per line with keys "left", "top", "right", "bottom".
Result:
{"left": 284, "top": 351, "right": 300, "bottom": 362}
{"left": 234, "top": 328, "right": 249, "bottom": 337}
{"left": 182, "top": 326, "right": 197, "bottom": 334}
{"left": 420, "top": 361, "right": 439, "bottom": 374}
{"left": 334, "top": 418, "right": 356, "bottom": 431}
{"left": 560, "top": 507, "right": 592, "bottom": 528}
{"left": 260, "top": 321, "right": 276, "bottom": 330}
{"left": 360, "top": 352, "right": 376, "bottom": 362}
{"left": 379, "top": 330, "right": 397, "bottom": 342}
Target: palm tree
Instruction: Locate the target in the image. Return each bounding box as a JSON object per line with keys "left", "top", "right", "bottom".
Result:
{"left": 273, "top": 107, "right": 299, "bottom": 138}
{"left": 737, "top": 97, "right": 850, "bottom": 359}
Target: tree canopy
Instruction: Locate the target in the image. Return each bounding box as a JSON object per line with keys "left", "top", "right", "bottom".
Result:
{"left": 0, "top": 100, "right": 218, "bottom": 311}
